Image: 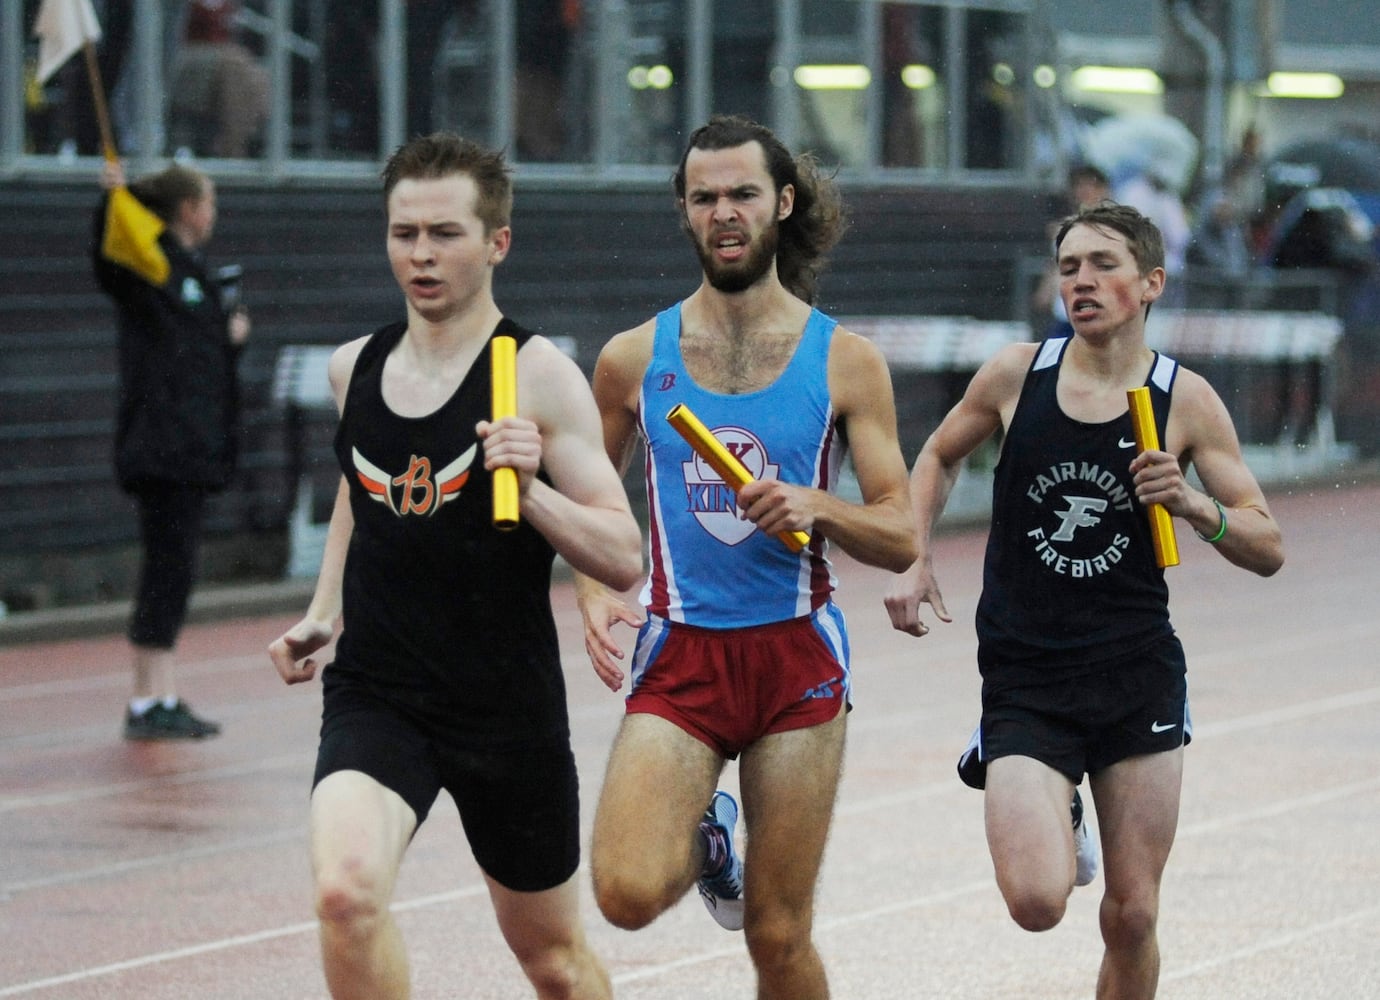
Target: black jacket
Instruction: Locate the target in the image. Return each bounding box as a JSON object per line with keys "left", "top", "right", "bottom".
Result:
{"left": 92, "top": 196, "right": 242, "bottom": 491}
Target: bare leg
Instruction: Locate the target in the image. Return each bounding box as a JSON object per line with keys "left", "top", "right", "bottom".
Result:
{"left": 310, "top": 770, "right": 417, "bottom": 1000}
{"left": 738, "top": 708, "right": 846, "bottom": 1000}
{"left": 984, "top": 755, "right": 1079, "bottom": 931}
{"left": 590, "top": 713, "right": 724, "bottom": 929}
{"left": 488, "top": 873, "right": 611, "bottom": 1000}
{"left": 131, "top": 644, "right": 175, "bottom": 701}
{"left": 1091, "top": 749, "right": 1182, "bottom": 1000}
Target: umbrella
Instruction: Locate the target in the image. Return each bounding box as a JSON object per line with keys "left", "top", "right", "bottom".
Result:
{"left": 1265, "top": 135, "right": 1380, "bottom": 199}
{"left": 1081, "top": 113, "right": 1200, "bottom": 194}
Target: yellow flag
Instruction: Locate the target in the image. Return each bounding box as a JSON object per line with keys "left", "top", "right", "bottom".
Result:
{"left": 32, "top": 0, "right": 102, "bottom": 85}
{"left": 103, "top": 186, "right": 170, "bottom": 287}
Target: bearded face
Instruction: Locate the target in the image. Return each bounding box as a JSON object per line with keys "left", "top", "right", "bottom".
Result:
{"left": 691, "top": 211, "right": 781, "bottom": 294}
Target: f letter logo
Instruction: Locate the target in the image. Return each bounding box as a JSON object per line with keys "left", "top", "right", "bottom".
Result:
{"left": 1051, "top": 496, "right": 1109, "bottom": 541}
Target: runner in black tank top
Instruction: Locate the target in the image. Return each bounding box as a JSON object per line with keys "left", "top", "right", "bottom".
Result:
{"left": 331, "top": 318, "right": 566, "bottom": 745}
{"left": 977, "top": 335, "right": 1176, "bottom": 680}
{"left": 267, "top": 134, "right": 640, "bottom": 999}
{"left": 884, "top": 203, "right": 1283, "bottom": 1000}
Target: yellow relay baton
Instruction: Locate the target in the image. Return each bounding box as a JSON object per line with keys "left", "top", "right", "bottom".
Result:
{"left": 666, "top": 403, "right": 811, "bottom": 553}
{"left": 1126, "top": 386, "right": 1179, "bottom": 568}
{"left": 491, "top": 335, "right": 519, "bottom": 531}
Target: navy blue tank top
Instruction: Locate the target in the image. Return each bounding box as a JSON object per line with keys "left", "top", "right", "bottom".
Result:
{"left": 975, "top": 337, "right": 1178, "bottom": 678}
{"left": 329, "top": 319, "right": 567, "bottom": 745}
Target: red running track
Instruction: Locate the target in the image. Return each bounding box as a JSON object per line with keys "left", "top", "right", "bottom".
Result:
{"left": 3, "top": 477, "right": 1379, "bottom": 998}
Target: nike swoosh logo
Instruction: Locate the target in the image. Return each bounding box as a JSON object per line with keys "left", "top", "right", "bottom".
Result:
{"left": 1150, "top": 721, "right": 1176, "bottom": 733}
{"left": 1119, "top": 438, "right": 1138, "bottom": 449}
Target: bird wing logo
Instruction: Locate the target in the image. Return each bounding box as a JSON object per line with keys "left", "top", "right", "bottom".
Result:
{"left": 352, "top": 444, "right": 477, "bottom": 517}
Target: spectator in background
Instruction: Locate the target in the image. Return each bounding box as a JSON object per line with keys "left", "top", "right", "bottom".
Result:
{"left": 881, "top": 3, "right": 927, "bottom": 167}
{"left": 93, "top": 157, "right": 250, "bottom": 740}
{"left": 1032, "top": 163, "right": 1111, "bottom": 337}
{"left": 1189, "top": 170, "right": 1253, "bottom": 283}
{"left": 1226, "top": 125, "right": 1267, "bottom": 237}
{"left": 1267, "top": 186, "right": 1377, "bottom": 445}
{"left": 25, "top": 0, "right": 133, "bottom": 156}
{"left": 516, "top": 0, "right": 580, "bottom": 161}
{"left": 170, "top": 0, "right": 269, "bottom": 157}
{"left": 1188, "top": 128, "right": 1269, "bottom": 290}
{"left": 1115, "top": 163, "right": 1192, "bottom": 309}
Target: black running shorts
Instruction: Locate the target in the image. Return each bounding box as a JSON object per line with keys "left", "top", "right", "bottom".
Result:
{"left": 314, "top": 674, "right": 580, "bottom": 892}
{"left": 958, "top": 633, "right": 1191, "bottom": 789}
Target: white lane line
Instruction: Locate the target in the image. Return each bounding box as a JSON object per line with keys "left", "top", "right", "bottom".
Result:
{"left": 1193, "top": 686, "right": 1380, "bottom": 738}
{"left": 1178, "top": 774, "right": 1380, "bottom": 836}
{"left": 1, "top": 829, "right": 303, "bottom": 896}
{"left": 1161, "top": 905, "right": 1380, "bottom": 983}
{"left": 8, "top": 769, "right": 1373, "bottom": 996}
{"left": 0, "top": 884, "right": 494, "bottom": 997}
{"left": 0, "top": 755, "right": 305, "bottom": 813}
{"left": 0, "top": 656, "right": 270, "bottom": 702}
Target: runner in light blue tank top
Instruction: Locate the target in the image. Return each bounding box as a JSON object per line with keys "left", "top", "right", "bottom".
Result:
{"left": 638, "top": 301, "right": 842, "bottom": 627}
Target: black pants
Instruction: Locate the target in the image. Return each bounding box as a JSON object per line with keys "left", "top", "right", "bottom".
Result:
{"left": 127, "top": 482, "right": 209, "bottom": 649}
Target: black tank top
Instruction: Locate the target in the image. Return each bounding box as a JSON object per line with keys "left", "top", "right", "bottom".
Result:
{"left": 975, "top": 337, "right": 1177, "bottom": 679}
{"left": 330, "top": 319, "right": 567, "bottom": 745}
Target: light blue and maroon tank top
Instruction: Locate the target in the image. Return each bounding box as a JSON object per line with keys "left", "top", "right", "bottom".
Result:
{"left": 637, "top": 302, "right": 843, "bottom": 628}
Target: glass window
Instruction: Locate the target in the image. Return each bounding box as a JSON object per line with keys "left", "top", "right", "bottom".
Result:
{"left": 963, "top": 8, "right": 1024, "bottom": 170}
{"left": 166, "top": 0, "right": 272, "bottom": 159}
{"left": 710, "top": 0, "right": 775, "bottom": 125}
{"left": 881, "top": 2, "right": 947, "bottom": 169}
{"left": 6, "top": 0, "right": 1038, "bottom": 177}
{"left": 425, "top": 2, "right": 494, "bottom": 154}
{"left": 514, "top": 0, "right": 587, "bottom": 161}
{"left": 313, "top": 0, "right": 381, "bottom": 158}
{"left": 598, "top": 0, "right": 687, "bottom": 165}
{"left": 793, "top": 0, "right": 864, "bottom": 168}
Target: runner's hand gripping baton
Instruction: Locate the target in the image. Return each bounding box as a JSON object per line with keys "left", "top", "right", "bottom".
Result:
{"left": 1127, "top": 386, "right": 1179, "bottom": 568}
{"left": 491, "top": 336, "right": 519, "bottom": 530}
{"left": 666, "top": 403, "right": 810, "bottom": 553}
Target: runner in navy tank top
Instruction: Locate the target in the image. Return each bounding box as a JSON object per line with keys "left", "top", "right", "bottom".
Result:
{"left": 885, "top": 203, "right": 1283, "bottom": 1000}
{"left": 268, "top": 134, "right": 640, "bottom": 1000}
{"left": 575, "top": 116, "right": 918, "bottom": 999}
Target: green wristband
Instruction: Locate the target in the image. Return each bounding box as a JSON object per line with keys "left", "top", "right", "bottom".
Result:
{"left": 1196, "top": 498, "right": 1227, "bottom": 543}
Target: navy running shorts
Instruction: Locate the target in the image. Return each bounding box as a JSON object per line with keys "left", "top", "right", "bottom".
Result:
{"left": 957, "top": 633, "right": 1191, "bottom": 789}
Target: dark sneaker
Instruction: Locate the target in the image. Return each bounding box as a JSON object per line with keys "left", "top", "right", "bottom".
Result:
{"left": 695, "top": 790, "right": 744, "bottom": 931}
{"left": 1072, "top": 789, "right": 1099, "bottom": 886}
{"left": 123, "top": 700, "right": 222, "bottom": 740}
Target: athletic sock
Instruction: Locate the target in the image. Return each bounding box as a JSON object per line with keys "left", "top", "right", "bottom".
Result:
{"left": 128, "top": 696, "right": 159, "bottom": 716}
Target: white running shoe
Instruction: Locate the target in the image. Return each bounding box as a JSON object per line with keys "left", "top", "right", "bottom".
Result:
{"left": 1072, "top": 789, "right": 1099, "bottom": 887}
{"left": 695, "top": 790, "right": 745, "bottom": 930}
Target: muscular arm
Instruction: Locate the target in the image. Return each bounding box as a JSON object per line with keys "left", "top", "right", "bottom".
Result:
{"left": 1140, "top": 367, "right": 1284, "bottom": 576}
{"left": 268, "top": 338, "right": 366, "bottom": 683}
{"left": 488, "top": 337, "right": 643, "bottom": 591}
{"left": 739, "top": 330, "right": 916, "bottom": 571}
{"left": 572, "top": 325, "right": 653, "bottom": 691}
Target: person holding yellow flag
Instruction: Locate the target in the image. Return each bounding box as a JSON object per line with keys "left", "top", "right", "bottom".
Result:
{"left": 92, "top": 158, "right": 250, "bottom": 740}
